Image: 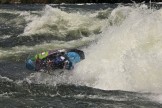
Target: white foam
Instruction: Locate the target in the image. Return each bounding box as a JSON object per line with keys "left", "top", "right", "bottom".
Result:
{"left": 148, "top": 94, "right": 162, "bottom": 104}
{"left": 0, "top": 75, "right": 13, "bottom": 82}
{"left": 156, "top": 2, "right": 162, "bottom": 4}
{"left": 69, "top": 5, "right": 162, "bottom": 93}
{"left": 22, "top": 5, "right": 105, "bottom": 38}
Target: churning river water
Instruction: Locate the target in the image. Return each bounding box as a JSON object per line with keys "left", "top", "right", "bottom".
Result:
{"left": 1, "top": 3, "right": 162, "bottom": 108}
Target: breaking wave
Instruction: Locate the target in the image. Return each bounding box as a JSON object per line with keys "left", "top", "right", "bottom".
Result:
{"left": 1, "top": 4, "right": 162, "bottom": 95}
{"left": 69, "top": 5, "right": 162, "bottom": 93}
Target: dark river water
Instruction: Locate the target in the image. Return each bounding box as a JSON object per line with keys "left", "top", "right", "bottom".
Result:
{"left": 1, "top": 3, "right": 162, "bottom": 108}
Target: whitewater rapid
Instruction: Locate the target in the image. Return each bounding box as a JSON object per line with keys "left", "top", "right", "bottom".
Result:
{"left": 0, "top": 5, "right": 106, "bottom": 60}
{"left": 70, "top": 5, "right": 162, "bottom": 93}
{"left": 1, "top": 4, "right": 162, "bottom": 94}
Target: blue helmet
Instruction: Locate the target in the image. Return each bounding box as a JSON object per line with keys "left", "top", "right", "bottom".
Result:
{"left": 26, "top": 59, "right": 35, "bottom": 70}
{"left": 66, "top": 52, "right": 81, "bottom": 65}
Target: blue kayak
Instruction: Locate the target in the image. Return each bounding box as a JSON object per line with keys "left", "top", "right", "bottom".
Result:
{"left": 26, "top": 49, "right": 85, "bottom": 71}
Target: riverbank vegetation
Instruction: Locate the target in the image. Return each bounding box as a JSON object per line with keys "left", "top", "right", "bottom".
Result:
{"left": 0, "top": 0, "right": 160, "bottom": 4}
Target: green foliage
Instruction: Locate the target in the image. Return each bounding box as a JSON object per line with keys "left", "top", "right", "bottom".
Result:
{"left": 20, "top": 0, "right": 33, "bottom": 3}
{"left": 0, "top": 0, "right": 161, "bottom": 4}
{"left": 0, "top": 0, "right": 10, "bottom": 4}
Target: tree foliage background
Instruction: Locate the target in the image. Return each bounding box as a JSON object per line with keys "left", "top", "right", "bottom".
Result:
{"left": 0, "top": 0, "right": 161, "bottom": 4}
